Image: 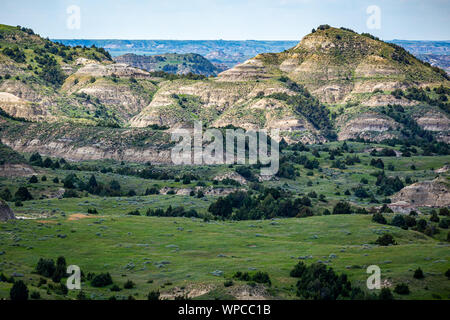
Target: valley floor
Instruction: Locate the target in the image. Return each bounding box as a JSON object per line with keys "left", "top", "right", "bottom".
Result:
{"left": 0, "top": 210, "right": 449, "bottom": 300}
{"left": 0, "top": 141, "right": 449, "bottom": 300}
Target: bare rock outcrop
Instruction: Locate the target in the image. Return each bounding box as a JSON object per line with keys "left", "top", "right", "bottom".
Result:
{"left": 0, "top": 199, "right": 15, "bottom": 222}
{"left": 435, "top": 165, "right": 450, "bottom": 174}
{"left": 0, "top": 163, "right": 35, "bottom": 177}
{"left": 217, "top": 58, "right": 271, "bottom": 82}
{"left": 0, "top": 92, "right": 50, "bottom": 121}
{"left": 415, "top": 111, "right": 450, "bottom": 132}
{"left": 159, "top": 186, "right": 243, "bottom": 196}
{"left": 75, "top": 63, "right": 152, "bottom": 79}
{"left": 391, "top": 179, "right": 450, "bottom": 208}
{"left": 213, "top": 172, "right": 247, "bottom": 185}
{"left": 337, "top": 113, "right": 401, "bottom": 142}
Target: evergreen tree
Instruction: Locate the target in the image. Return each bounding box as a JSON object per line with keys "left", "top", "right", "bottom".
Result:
{"left": 15, "top": 186, "right": 33, "bottom": 201}
{"left": 10, "top": 280, "right": 29, "bottom": 301}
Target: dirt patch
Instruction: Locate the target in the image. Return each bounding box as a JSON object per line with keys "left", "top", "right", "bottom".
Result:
{"left": 36, "top": 220, "right": 57, "bottom": 224}
{"left": 68, "top": 213, "right": 98, "bottom": 221}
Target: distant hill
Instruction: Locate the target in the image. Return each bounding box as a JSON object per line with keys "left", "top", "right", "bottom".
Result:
{"left": 131, "top": 26, "right": 450, "bottom": 144}
{"left": 53, "top": 39, "right": 299, "bottom": 67}
{"left": 0, "top": 24, "right": 449, "bottom": 162}
{"left": 114, "top": 53, "right": 226, "bottom": 76}
{"left": 390, "top": 40, "right": 450, "bottom": 75}
{"left": 389, "top": 40, "right": 450, "bottom": 55}
{"left": 55, "top": 39, "right": 450, "bottom": 71}
{"left": 416, "top": 54, "right": 450, "bottom": 75}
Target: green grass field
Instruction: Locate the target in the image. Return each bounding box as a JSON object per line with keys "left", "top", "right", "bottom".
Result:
{"left": 0, "top": 141, "right": 449, "bottom": 300}
{"left": 0, "top": 213, "right": 449, "bottom": 300}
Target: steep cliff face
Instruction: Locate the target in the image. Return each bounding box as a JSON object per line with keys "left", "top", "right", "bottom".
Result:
{"left": 415, "top": 111, "right": 450, "bottom": 132}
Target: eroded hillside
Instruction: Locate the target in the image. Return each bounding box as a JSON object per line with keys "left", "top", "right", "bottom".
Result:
{"left": 0, "top": 24, "right": 449, "bottom": 161}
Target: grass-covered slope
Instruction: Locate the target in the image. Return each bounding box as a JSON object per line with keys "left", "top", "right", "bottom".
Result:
{"left": 0, "top": 24, "right": 162, "bottom": 126}
{"left": 0, "top": 139, "right": 449, "bottom": 300}
{"left": 130, "top": 26, "right": 450, "bottom": 143}
{"left": 221, "top": 26, "right": 449, "bottom": 102}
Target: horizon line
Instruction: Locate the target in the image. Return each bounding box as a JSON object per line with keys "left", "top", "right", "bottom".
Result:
{"left": 51, "top": 38, "right": 450, "bottom": 42}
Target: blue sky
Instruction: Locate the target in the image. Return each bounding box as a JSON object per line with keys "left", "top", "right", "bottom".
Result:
{"left": 0, "top": 0, "right": 449, "bottom": 40}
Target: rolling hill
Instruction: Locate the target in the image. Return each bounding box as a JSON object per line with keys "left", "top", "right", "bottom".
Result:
{"left": 0, "top": 24, "right": 449, "bottom": 160}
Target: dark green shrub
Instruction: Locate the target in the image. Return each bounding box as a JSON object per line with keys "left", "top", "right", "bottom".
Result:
{"left": 445, "top": 269, "right": 450, "bottom": 279}
{"left": 391, "top": 215, "right": 406, "bottom": 229}
{"left": 127, "top": 210, "right": 141, "bottom": 216}
{"left": 375, "top": 234, "right": 396, "bottom": 246}
{"left": 290, "top": 261, "right": 307, "bottom": 278}
{"left": 372, "top": 213, "right": 387, "bottom": 224}
{"left": 91, "top": 273, "right": 113, "bottom": 287}
{"left": 147, "top": 290, "right": 160, "bottom": 300}
{"left": 394, "top": 283, "right": 410, "bottom": 295}
{"left": 124, "top": 280, "right": 135, "bottom": 289}
{"left": 291, "top": 262, "right": 352, "bottom": 300}
{"left": 110, "top": 284, "right": 121, "bottom": 292}
{"left": 233, "top": 271, "right": 250, "bottom": 282}
{"left": 52, "top": 256, "right": 67, "bottom": 283}
{"left": 36, "top": 258, "right": 55, "bottom": 277}
{"left": 30, "top": 291, "right": 41, "bottom": 299}
{"left": 430, "top": 212, "right": 440, "bottom": 223}
{"left": 0, "top": 188, "right": 12, "bottom": 201}
{"left": 145, "top": 187, "right": 159, "bottom": 195}
{"left": 417, "top": 219, "right": 427, "bottom": 232}
{"left": 224, "top": 280, "right": 233, "bottom": 287}
{"left": 379, "top": 288, "right": 394, "bottom": 300}
{"left": 413, "top": 268, "right": 424, "bottom": 279}
{"left": 404, "top": 216, "right": 417, "bottom": 228}
{"left": 333, "top": 201, "right": 352, "bottom": 214}
{"left": 439, "top": 218, "right": 449, "bottom": 229}
{"left": 251, "top": 271, "right": 271, "bottom": 286}
{"left": 10, "top": 280, "right": 28, "bottom": 301}
{"left": 379, "top": 204, "right": 393, "bottom": 213}
{"left": 15, "top": 186, "right": 33, "bottom": 201}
